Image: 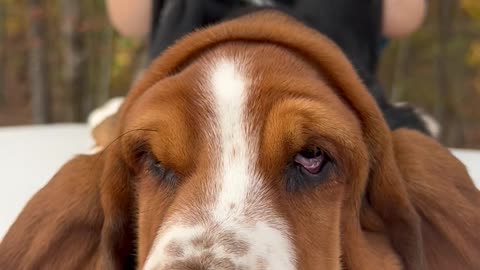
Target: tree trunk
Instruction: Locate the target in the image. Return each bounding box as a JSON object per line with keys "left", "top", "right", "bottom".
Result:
{"left": 0, "top": 1, "right": 5, "bottom": 105}
{"left": 82, "top": 0, "right": 99, "bottom": 119}
{"left": 435, "top": 0, "right": 462, "bottom": 146}
{"left": 95, "top": 25, "right": 114, "bottom": 108}
{"left": 390, "top": 39, "right": 411, "bottom": 101}
{"left": 27, "top": 0, "right": 49, "bottom": 123}
{"left": 60, "top": 0, "right": 83, "bottom": 122}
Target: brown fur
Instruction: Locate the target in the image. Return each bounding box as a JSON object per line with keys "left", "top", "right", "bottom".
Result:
{"left": 1, "top": 11, "right": 479, "bottom": 270}
{"left": 0, "top": 151, "right": 135, "bottom": 269}
{"left": 392, "top": 129, "right": 480, "bottom": 269}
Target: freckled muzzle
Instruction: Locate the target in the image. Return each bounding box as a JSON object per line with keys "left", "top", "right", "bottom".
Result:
{"left": 143, "top": 219, "right": 295, "bottom": 270}
{"left": 159, "top": 227, "right": 253, "bottom": 270}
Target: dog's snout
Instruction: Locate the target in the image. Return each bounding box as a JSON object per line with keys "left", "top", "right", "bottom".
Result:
{"left": 143, "top": 219, "right": 295, "bottom": 270}
{"left": 147, "top": 226, "right": 254, "bottom": 270}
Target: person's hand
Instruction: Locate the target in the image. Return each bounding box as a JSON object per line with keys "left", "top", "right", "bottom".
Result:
{"left": 383, "top": 0, "right": 427, "bottom": 38}
{"left": 106, "top": 0, "right": 152, "bottom": 39}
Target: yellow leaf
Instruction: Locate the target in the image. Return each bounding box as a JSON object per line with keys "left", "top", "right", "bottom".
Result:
{"left": 466, "top": 41, "right": 480, "bottom": 67}
{"left": 462, "top": 0, "right": 480, "bottom": 20}
{"left": 475, "top": 77, "right": 480, "bottom": 95}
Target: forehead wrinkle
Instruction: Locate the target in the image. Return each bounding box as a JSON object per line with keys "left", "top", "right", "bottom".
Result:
{"left": 277, "top": 97, "right": 361, "bottom": 144}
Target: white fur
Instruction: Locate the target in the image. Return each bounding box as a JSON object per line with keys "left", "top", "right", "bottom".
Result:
{"left": 415, "top": 108, "right": 441, "bottom": 138}
{"left": 87, "top": 97, "right": 124, "bottom": 129}
{"left": 142, "top": 225, "right": 206, "bottom": 270}
{"left": 210, "top": 60, "right": 254, "bottom": 221}
{"left": 143, "top": 59, "right": 295, "bottom": 269}
{"left": 210, "top": 59, "right": 293, "bottom": 269}
{"left": 85, "top": 97, "right": 124, "bottom": 153}
{"left": 87, "top": 146, "right": 103, "bottom": 155}
{"left": 393, "top": 102, "right": 441, "bottom": 138}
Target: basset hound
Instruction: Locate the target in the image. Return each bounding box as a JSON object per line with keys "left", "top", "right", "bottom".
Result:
{"left": 1, "top": 11, "right": 479, "bottom": 270}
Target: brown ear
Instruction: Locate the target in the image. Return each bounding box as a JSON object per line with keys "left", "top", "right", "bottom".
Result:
{"left": 359, "top": 128, "right": 480, "bottom": 269}
{"left": 389, "top": 129, "right": 480, "bottom": 269}
{"left": 351, "top": 128, "right": 426, "bottom": 270}
{"left": 0, "top": 149, "right": 136, "bottom": 269}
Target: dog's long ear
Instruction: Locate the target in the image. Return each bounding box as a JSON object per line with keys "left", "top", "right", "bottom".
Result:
{"left": 0, "top": 149, "right": 136, "bottom": 269}
{"left": 387, "top": 129, "right": 480, "bottom": 269}
{"left": 360, "top": 128, "right": 480, "bottom": 270}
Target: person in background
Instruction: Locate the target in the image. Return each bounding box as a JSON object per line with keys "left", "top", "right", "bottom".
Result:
{"left": 383, "top": 0, "right": 427, "bottom": 38}
{"left": 106, "top": 0, "right": 427, "bottom": 51}
{"left": 105, "top": 0, "right": 433, "bottom": 135}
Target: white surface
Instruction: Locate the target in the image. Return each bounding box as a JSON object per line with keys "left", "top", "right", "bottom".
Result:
{"left": 451, "top": 148, "right": 480, "bottom": 185}
{"left": 0, "top": 124, "right": 93, "bottom": 240}
{"left": 0, "top": 124, "right": 478, "bottom": 241}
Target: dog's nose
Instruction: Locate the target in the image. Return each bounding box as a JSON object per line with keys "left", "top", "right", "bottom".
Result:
{"left": 143, "top": 222, "right": 287, "bottom": 270}
{"left": 153, "top": 228, "right": 251, "bottom": 270}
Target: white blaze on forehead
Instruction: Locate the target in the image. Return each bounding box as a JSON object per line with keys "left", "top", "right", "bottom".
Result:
{"left": 210, "top": 59, "right": 255, "bottom": 220}
{"left": 143, "top": 58, "right": 296, "bottom": 270}
{"left": 209, "top": 59, "right": 295, "bottom": 269}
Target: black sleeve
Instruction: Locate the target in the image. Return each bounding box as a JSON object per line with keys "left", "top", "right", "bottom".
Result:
{"left": 151, "top": 0, "right": 164, "bottom": 33}
{"left": 148, "top": 0, "right": 246, "bottom": 61}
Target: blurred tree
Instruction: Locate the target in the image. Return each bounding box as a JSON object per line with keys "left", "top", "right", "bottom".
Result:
{"left": 0, "top": 0, "right": 145, "bottom": 123}
{"left": 380, "top": 0, "right": 480, "bottom": 148}
{"left": 60, "top": 0, "right": 81, "bottom": 121}
{"left": 0, "top": 0, "right": 479, "bottom": 148}
{"left": 0, "top": 0, "right": 5, "bottom": 105}
{"left": 435, "top": 0, "right": 463, "bottom": 145}
{"left": 27, "top": 0, "right": 49, "bottom": 123}
{"left": 462, "top": 0, "right": 480, "bottom": 20}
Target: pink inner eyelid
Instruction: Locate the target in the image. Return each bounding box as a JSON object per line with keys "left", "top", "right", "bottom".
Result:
{"left": 294, "top": 154, "right": 324, "bottom": 174}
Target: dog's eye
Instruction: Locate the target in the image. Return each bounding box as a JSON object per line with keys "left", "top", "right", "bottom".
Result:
{"left": 285, "top": 146, "right": 333, "bottom": 192}
{"left": 144, "top": 153, "right": 177, "bottom": 187}
{"left": 295, "top": 147, "right": 325, "bottom": 174}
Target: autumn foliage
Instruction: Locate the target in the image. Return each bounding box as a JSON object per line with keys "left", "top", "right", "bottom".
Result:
{"left": 0, "top": 0, "right": 479, "bottom": 148}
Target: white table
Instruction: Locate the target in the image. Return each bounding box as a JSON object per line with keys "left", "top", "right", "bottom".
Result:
{"left": 0, "top": 124, "right": 93, "bottom": 240}
{"left": 1, "top": 124, "right": 479, "bottom": 239}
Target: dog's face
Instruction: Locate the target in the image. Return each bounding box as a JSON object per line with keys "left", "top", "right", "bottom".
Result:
{"left": 121, "top": 43, "right": 367, "bottom": 269}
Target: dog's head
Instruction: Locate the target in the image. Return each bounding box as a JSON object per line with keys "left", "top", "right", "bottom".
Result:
{"left": 2, "top": 11, "right": 479, "bottom": 270}
{"left": 126, "top": 42, "right": 373, "bottom": 269}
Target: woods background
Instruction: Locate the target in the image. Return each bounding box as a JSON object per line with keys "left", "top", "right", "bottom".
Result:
{"left": 0, "top": 0, "right": 479, "bottom": 148}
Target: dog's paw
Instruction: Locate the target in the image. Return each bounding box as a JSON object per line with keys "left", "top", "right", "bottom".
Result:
{"left": 87, "top": 97, "right": 125, "bottom": 153}
{"left": 388, "top": 102, "right": 441, "bottom": 138}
